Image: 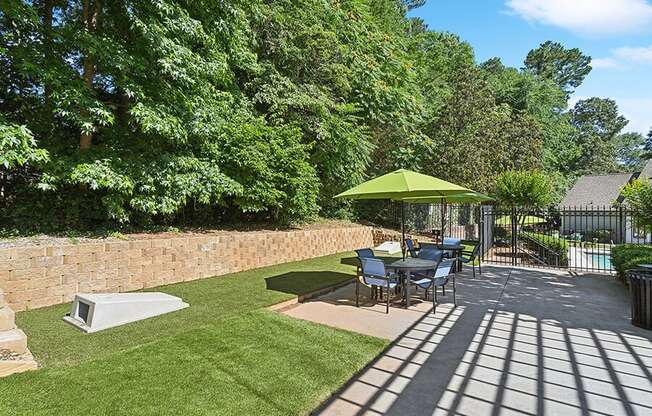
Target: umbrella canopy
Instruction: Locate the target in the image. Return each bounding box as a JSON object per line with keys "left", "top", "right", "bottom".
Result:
{"left": 496, "top": 215, "right": 546, "bottom": 226}
{"left": 401, "top": 191, "right": 493, "bottom": 204}
{"left": 334, "top": 169, "right": 471, "bottom": 200}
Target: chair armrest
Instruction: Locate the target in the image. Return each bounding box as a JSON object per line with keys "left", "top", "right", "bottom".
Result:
{"left": 362, "top": 273, "right": 398, "bottom": 283}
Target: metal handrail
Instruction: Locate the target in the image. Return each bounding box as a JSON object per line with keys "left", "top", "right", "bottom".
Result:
{"left": 519, "top": 233, "right": 562, "bottom": 256}
{"left": 518, "top": 234, "right": 561, "bottom": 266}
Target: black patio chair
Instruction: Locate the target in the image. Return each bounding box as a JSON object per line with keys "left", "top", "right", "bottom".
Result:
{"left": 356, "top": 257, "right": 399, "bottom": 314}
{"left": 459, "top": 241, "right": 482, "bottom": 278}
{"left": 405, "top": 238, "right": 418, "bottom": 258}
{"left": 410, "top": 258, "right": 456, "bottom": 314}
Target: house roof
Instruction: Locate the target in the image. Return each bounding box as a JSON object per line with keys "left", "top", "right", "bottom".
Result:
{"left": 560, "top": 173, "right": 634, "bottom": 207}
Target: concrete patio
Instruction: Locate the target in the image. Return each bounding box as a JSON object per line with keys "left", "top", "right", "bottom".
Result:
{"left": 283, "top": 265, "right": 652, "bottom": 416}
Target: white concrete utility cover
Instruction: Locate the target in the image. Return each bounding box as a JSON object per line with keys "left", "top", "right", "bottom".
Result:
{"left": 374, "top": 241, "right": 402, "bottom": 254}
{"left": 63, "top": 292, "right": 189, "bottom": 333}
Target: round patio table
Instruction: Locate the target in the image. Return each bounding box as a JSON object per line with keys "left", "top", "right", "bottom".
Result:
{"left": 388, "top": 258, "right": 439, "bottom": 308}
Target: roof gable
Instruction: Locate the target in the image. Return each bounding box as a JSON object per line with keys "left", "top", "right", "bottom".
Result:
{"left": 560, "top": 173, "right": 634, "bottom": 207}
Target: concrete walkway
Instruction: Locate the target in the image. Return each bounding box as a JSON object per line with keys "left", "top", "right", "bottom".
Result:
{"left": 283, "top": 266, "right": 652, "bottom": 416}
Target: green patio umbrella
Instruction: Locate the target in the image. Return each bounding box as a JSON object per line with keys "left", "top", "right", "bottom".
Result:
{"left": 400, "top": 191, "right": 493, "bottom": 204}
{"left": 335, "top": 169, "right": 472, "bottom": 258}
{"left": 496, "top": 214, "right": 546, "bottom": 226}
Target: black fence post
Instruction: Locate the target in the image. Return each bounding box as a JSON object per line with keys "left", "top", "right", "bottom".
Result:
{"left": 511, "top": 205, "right": 517, "bottom": 266}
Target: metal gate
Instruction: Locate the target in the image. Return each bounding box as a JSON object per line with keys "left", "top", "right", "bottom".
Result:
{"left": 393, "top": 203, "right": 651, "bottom": 274}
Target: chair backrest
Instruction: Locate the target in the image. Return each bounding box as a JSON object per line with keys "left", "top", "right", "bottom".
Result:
{"left": 460, "top": 241, "right": 481, "bottom": 259}
{"left": 405, "top": 238, "right": 417, "bottom": 257}
{"left": 355, "top": 248, "right": 375, "bottom": 259}
{"left": 443, "top": 237, "right": 461, "bottom": 246}
{"left": 418, "top": 247, "right": 443, "bottom": 263}
{"left": 434, "top": 259, "right": 454, "bottom": 279}
{"left": 360, "top": 257, "right": 386, "bottom": 278}
{"left": 470, "top": 242, "right": 481, "bottom": 257}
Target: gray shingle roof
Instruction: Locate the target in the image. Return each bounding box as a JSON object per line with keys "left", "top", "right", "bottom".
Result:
{"left": 560, "top": 173, "right": 634, "bottom": 207}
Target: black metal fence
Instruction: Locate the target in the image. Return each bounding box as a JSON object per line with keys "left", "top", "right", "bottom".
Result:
{"left": 389, "top": 203, "right": 652, "bottom": 274}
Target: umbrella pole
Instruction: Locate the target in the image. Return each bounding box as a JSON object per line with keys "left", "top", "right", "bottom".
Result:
{"left": 401, "top": 201, "right": 406, "bottom": 260}
{"left": 440, "top": 202, "right": 447, "bottom": 243}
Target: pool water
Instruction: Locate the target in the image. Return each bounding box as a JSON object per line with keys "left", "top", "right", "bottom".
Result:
{"left": 588, "top": 253, "right": 612, "bottom": 270}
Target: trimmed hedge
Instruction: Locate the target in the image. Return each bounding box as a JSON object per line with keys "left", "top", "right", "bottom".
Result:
{"left": 520, "top": 231, "right": 569, "bottom": 266}
{"left": 611, "top": 244, "right": 652, "bottom": 280}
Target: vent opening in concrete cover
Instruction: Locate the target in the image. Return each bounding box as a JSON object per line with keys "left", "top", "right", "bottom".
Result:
{"left": 63, "top": 293, "right": 189, "bottom": 333}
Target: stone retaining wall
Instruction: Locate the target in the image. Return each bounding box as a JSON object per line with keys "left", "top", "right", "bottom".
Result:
{"left": 0, "top": 225, "right": 373, "bottom": 311}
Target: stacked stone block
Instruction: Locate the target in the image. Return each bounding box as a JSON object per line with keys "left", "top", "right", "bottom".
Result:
{"left": 0, "top": 287, "right": 37, "bottom": 377}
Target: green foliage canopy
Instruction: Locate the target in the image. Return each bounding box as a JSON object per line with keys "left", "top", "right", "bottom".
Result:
{"left": 614, "top": 132, "right": 645, "bottom": 171}
{"left": 0, "top": 0, "right": 632, "bottom": 231}
{"left": 524, "top": 41, "right": 592, "bottom": 95}
{"left": 570, "top": 98, "right": 629, "bottom": 174}
{"left": 620, "top": 179, "right": 652, "bottom": 229}
{"left": 494, "top": 170, "right": 553, "bottom": 208}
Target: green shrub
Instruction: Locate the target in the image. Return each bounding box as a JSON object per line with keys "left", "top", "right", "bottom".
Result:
{"left": 585, "top": 229, "right": 613, "bottom": 244}
{"left": 520, "top": 231, "right": 569, "bottom": 266}
{"left": 620, "top": 180, "right": 652, "bottom": 229}
{"left": 611, "top": 244, "right": 652, "bottom": 280}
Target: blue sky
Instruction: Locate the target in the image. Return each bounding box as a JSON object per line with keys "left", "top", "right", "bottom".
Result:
{"left": 410, "top": 0, "right": 652, "bottom": 135}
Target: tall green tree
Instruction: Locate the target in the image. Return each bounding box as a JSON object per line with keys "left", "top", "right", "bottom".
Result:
{"left": 403, "top": 0, "right": 427, "bottom": 10}
{"left": 614, "top": 132, "right": 645, "bottom": 171}
{"left": 481, "top": 56, "right": 573, "bottom": 180}
{"left": 569, "top": 98, "right": 629, "bottom": 174}
{"left": 524, "top": 41, "right": 592, "bottom": 95}
{"left": 643, "top": 128, "right": 652, "bottom": 160}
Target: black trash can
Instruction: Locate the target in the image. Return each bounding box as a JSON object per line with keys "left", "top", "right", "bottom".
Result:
{"left": 628, "top": 269, "right": 652, "bottom": 329}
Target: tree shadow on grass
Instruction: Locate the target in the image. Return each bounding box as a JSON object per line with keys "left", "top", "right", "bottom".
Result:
{"left": 265, "top": 271, "right": 354, "bottom": 296}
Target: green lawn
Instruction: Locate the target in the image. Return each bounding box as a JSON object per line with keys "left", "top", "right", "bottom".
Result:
{"left": 0, "top": 252, "right": 386, "bottom": 415}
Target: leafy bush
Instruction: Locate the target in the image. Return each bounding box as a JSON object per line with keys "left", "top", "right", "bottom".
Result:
{"left": 611, "top": 244, "right": 652, "bottom": 280}
{"left": 0, "top": 120, "right": 49, "bottom": 169}
{"left": 2, "top": 121, "right": 319, "bottom": 230}
{"left": 585, "top": 229, "right": 613, "bottom": 244}
{"left": 619, "top": 179, "right": 652, "bottom": 230}
{"left": 520, "top": 231, "right": 569, "bottom": 266}
{"left": 494, "top": 170, "right": 552, "bottom": 208}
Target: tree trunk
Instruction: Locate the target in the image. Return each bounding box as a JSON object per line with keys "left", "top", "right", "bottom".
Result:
{"left": 42, "top": 0, "right": 54, "bottom": 130}
{"left": 116, "top": 88, "right": 130, "bottom": 127}
{"left": 79, "top": 0, "right": 100, "bottom": 150}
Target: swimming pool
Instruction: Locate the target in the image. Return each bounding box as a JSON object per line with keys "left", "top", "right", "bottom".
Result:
{"left": 588, "top": 253, "right": 612, "bottom": 270}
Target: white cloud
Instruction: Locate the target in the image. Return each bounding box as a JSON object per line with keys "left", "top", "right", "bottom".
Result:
{"left": 592, "top": 44, "right": 652, "bottom": 71}
{"left": 613, "top": 45, "right": 652, "bottom": 64}
{"left": 617, "top": 98, "right": 652, "bottom": 134}
{"left": 506, "top": 0, "right": 652, "bottom": 36}
{"left": 591, "top": 57, "right": 627, "bottom": 69}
